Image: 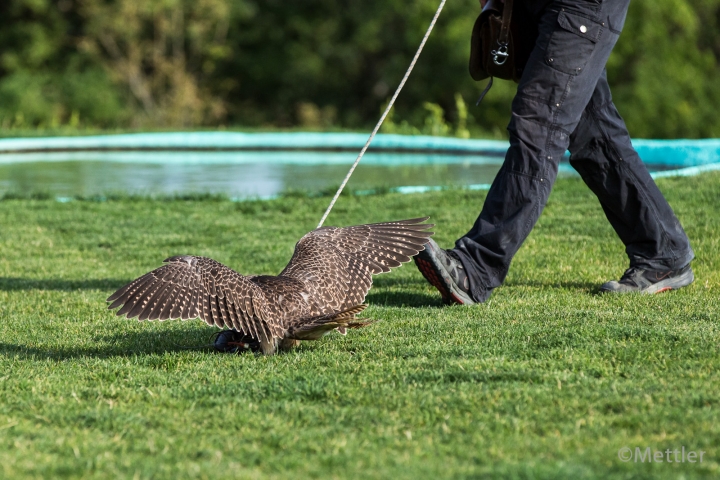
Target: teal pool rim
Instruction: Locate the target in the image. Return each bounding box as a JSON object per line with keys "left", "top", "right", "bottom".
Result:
{"left": 0, "top": 132, "right": 718, "bottom": 168}
{"left": 0, "top": 130, "right": 717, "bottom": 201}
{"left": 0, "top": 132, "right": 508, "bottom": 157}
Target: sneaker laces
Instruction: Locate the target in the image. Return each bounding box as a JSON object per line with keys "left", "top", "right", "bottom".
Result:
{"left": 618, "top": 266, "right": 643, "bottom": 287}
{"left": 445, "top": 250, "right": 471, "bottom": 293}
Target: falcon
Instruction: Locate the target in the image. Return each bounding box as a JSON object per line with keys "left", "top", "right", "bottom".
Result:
{"left": 107, "top": 217, "right": 433, "bottom": 355}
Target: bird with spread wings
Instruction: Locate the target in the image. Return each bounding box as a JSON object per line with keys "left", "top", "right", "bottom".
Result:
{"left": 107, "top": 217, "right": 433, "bottom": 355}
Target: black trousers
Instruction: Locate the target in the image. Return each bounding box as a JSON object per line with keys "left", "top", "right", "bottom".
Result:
{"left": 454, "top": 0, "right": 694, "bottom": 302}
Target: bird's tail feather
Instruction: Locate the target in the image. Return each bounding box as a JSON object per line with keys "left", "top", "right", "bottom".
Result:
{"left": 287, "top": 304, "right": 374, "bottom": 340}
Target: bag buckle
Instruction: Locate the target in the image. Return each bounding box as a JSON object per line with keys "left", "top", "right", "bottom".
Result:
{"left": 491, "top": 43, "right": 509, "bottom": 65}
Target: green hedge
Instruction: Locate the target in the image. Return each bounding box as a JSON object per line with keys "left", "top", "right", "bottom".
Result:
{"left": 0, "top": 0, "right": 718, "bottom": 137}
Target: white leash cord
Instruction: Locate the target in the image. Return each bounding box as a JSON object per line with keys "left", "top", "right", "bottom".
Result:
{"left": 316, "top": 0, "right": 447, "bottom": 228}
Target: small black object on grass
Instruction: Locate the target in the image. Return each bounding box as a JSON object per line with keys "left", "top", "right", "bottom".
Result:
{"left": 211, "top": 330, "right": 261, "bottom": 354}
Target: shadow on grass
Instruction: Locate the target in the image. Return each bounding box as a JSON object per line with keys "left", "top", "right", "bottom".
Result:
{"left": 366, "top": 275, "right": 445, "bottom": 307}
{"left": 0, "top": 277, "right": 601, "bottom": 298}
{"left": 504, "top": 279, "right": 601, "bottom": 293}
{"left": 0, "top": 325, "right": 226, "bottom": 360}
{"left": 0, "top": 324, "right": 341, "bottom": 360}
{"left": 366, "top": 290, "right": 443, "bottom": 308}
{"left": 367, "top": 278, "right": 601, "bottom": 305}
{"left": 0, "top": 277, "right": 129, "bottom": 291}
{"left": 404, "top": 369, "right": 542, "bottom": 384}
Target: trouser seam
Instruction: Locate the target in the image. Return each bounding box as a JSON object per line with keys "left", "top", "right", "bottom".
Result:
{"left": 516, "top": 92, "right": 554, "bottom": 110}
{"left": 543, "top": 75, "right": 574, "bottom": 173}
{"left": 619, "top": 162, "right": 679, "bottom": 262}
{"left": 588, "top": 102, "right": 624, "bottom": 163}
{"left": 510, "top": 114, "right": 548, "bottom": 132}
{"left": 586, "top": 98, "right": 614, "bottom": 114}
{"left": 587, "top": 105, "right": 680, "bottom": 263}
{"left": 507, "top": 168, "right": 544, "bottom": 180}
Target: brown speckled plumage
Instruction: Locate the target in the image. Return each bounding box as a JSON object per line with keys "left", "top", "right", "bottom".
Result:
{"left": 107, "top": 217, "right": 433, "bottom": 354}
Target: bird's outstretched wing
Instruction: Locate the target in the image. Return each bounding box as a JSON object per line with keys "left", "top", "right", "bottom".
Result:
{"left": 107, "top": 256, "right": 280, "bottom": 341}
{"left": 280, "top": 217, "right": 433, "bottom": 311}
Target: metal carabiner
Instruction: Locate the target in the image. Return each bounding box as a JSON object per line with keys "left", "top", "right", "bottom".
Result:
{"left": 491, "top": 43, "right": 509, "bottom": 66}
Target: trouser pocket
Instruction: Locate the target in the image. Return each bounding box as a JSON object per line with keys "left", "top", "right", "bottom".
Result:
{"left": 544, "top": 10, "right": 605, "bottom": 75}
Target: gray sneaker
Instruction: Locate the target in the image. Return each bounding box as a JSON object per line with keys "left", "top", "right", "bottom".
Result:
{"left": 414, "top": 238, "right": 475, "bottom": 305}
{"left": 600, "top": 263, "right": 694, "bottom": 294}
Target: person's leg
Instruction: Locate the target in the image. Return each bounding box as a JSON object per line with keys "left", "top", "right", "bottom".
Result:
{"left": 568, "top": 71, "right": 694, "bottom": 272}
{"left": 420, "top": 0, "right": 633, "bottom": 302}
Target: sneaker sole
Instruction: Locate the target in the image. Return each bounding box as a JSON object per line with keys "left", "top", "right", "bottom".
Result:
{"left": 600, "top": 268, "right": 695, "bottom": 294}
{"left": 644, "top": 268, "right": 695, "bottom": 293}
{"left": 414, "top": 249, "right": 474, "bottom": 305}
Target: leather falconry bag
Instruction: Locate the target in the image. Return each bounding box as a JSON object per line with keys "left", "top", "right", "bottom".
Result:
{"left": 469, "top": 0, "right": 534, "bottom": 103}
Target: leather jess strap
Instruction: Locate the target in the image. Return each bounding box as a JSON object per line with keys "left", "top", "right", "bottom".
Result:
{"left": 498, "top": 0, "right": 513, "bottom": 47}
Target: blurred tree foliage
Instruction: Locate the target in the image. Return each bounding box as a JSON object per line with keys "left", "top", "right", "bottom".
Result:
{"left": 0, "top": 0, "right": 718, "bottom": 137}
{"left": 78, "top": 0, "right": 234, "bottom": 127}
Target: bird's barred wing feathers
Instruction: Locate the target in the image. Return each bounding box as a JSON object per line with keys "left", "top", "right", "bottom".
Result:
{"left": 106, "top": 256, "right": 280, "bottom": 341}
{"left": 281, "top": 217, "right": 433, "bottom": 310}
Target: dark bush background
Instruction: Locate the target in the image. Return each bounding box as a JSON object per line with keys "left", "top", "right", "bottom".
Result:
{"left": 1, "top": 0, "right": 718, "bottom": 138}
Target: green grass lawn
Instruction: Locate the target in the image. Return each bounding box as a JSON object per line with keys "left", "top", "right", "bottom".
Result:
{"left": 1, "top": 173, "right": 719, "bottom": 479}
